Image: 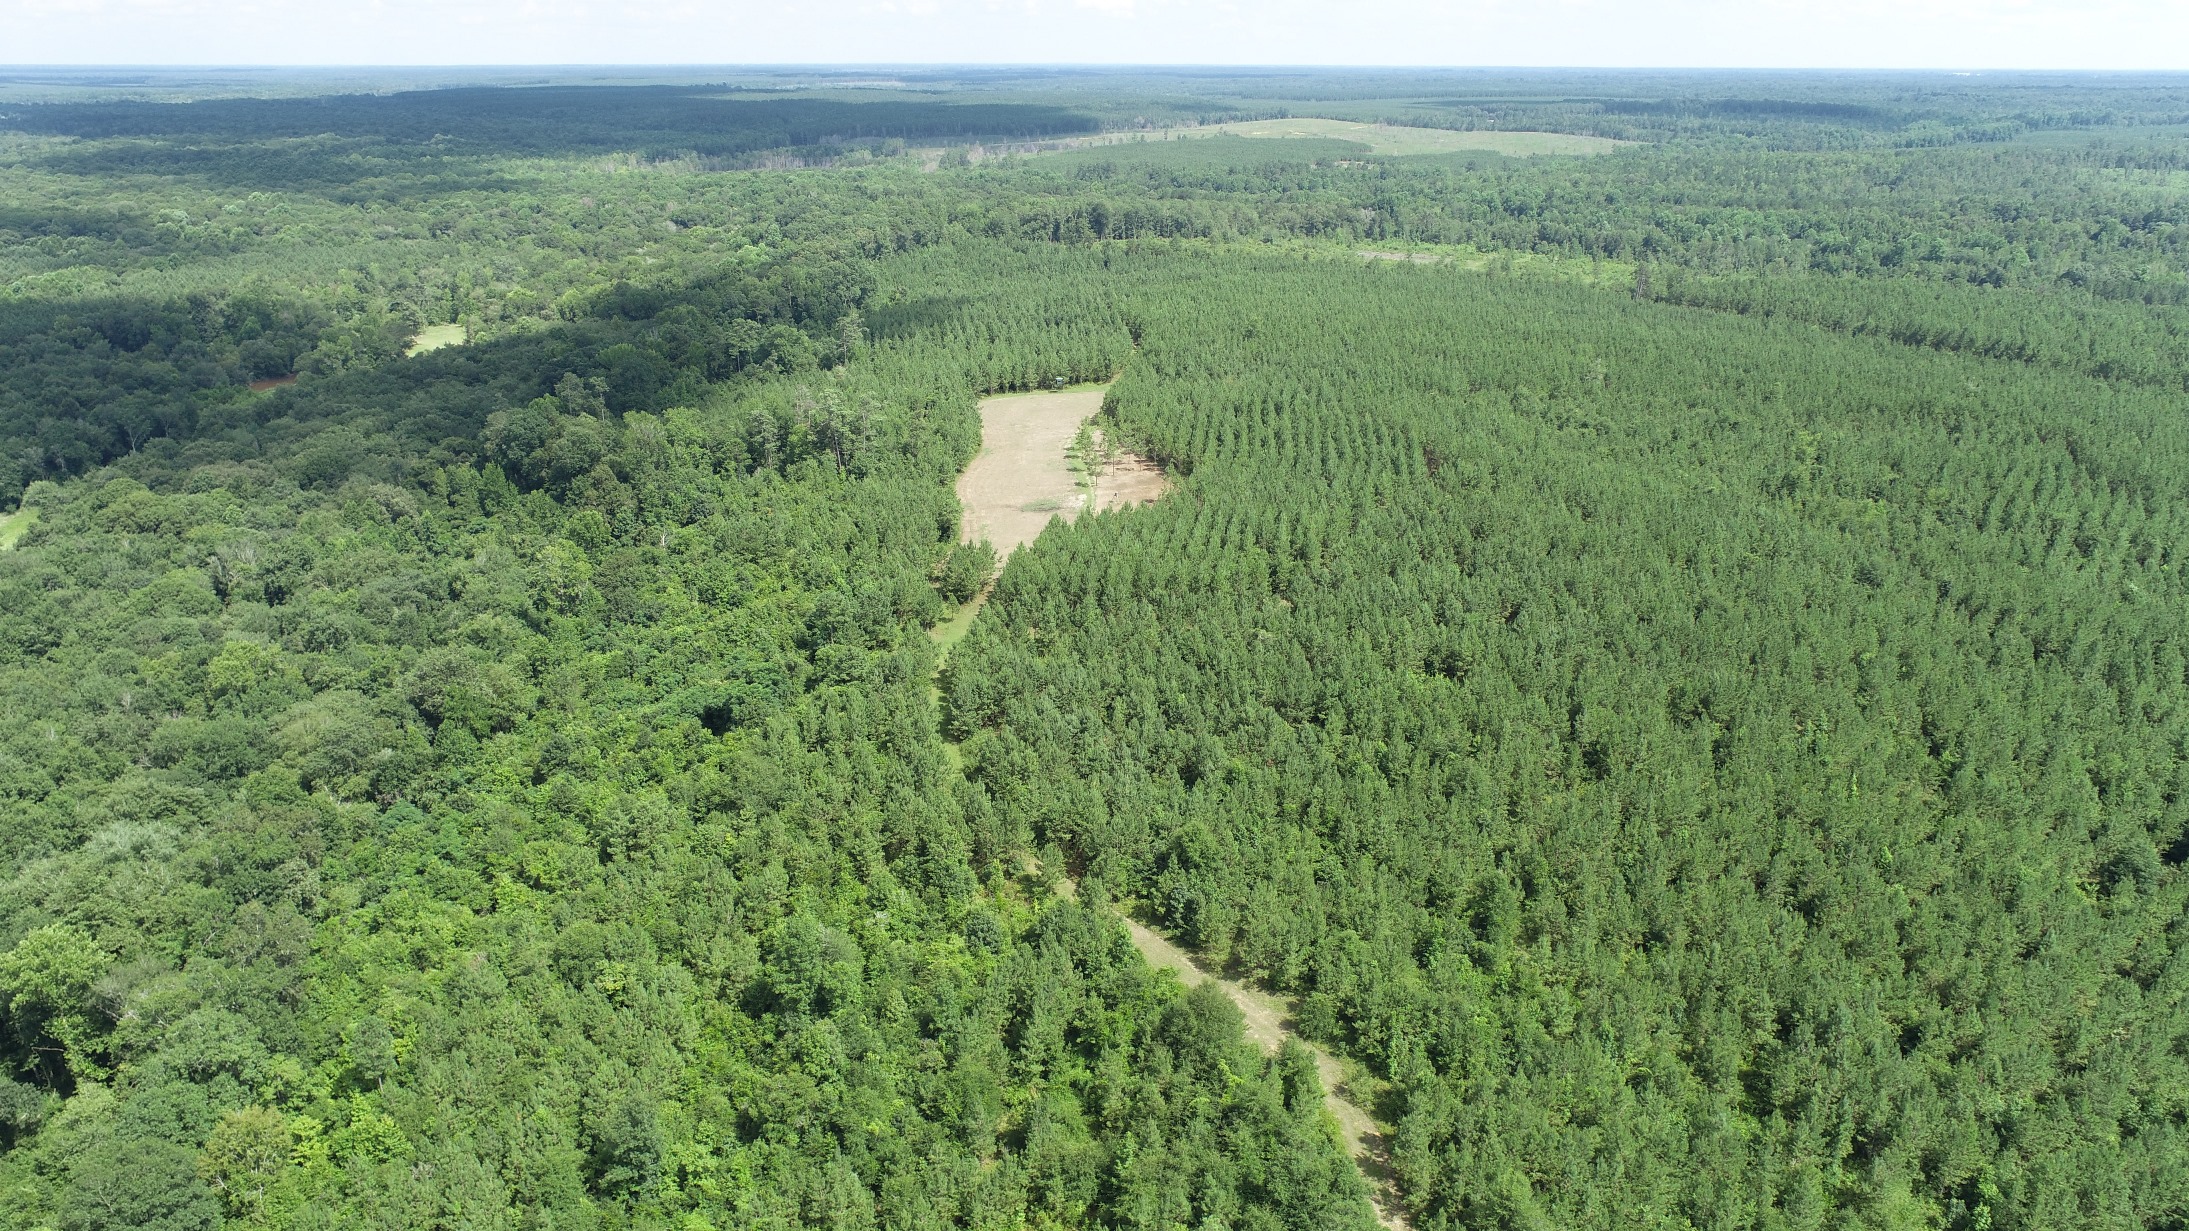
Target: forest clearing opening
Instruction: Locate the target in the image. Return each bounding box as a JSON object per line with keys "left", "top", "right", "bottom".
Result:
{"left": 932, "top": 381, "right": 1170, "bottom": 671}
{"left": 1010, "top": 117, "right": 1625, "bottom": 161}
{"left": 1136, "top": 118, "right": 1622, "bottom": 158}
{"left": 955, "top": 385, "right": 1106, "bottom": 556}
{"left": 952, "top": 383, "right": 1169, "bottom": 559}
{"left": 0, "top": 505, "right": 35, "bottom": 551}
{"left": 405, "top": 323, "right": 467, "bottom": 356}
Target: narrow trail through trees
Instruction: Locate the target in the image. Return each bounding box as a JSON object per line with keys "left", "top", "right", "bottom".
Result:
{"left": 938, "top": 385, "right": 1407, "bottom": 1229}
{"left": 1053, "top": 877, "right": 1413, "bottom": 1231}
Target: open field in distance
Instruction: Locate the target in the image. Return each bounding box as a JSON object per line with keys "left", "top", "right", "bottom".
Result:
{"left": 405, "top": 323, "right": 467, "bottom": 356}
{"left": 1138, "top": 117, "right": 1627, "bottom": 156}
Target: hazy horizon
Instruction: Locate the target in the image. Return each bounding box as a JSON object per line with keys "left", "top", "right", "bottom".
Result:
{"left": 5, "top": 0, "right": 2185, "bottom": 72}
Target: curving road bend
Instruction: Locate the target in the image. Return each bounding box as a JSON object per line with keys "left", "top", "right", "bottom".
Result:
{"left": 1054, "top": 877, "right": 1412, "bottom": 1230}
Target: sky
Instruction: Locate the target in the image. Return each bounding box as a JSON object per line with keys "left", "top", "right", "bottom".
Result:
{"left": 3, "top": 0, "right": 2186, "bottom": 70}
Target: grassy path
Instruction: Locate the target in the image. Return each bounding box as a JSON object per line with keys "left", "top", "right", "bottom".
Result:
{"left": 0, "top": 506, "right": 36, "bottom": 551}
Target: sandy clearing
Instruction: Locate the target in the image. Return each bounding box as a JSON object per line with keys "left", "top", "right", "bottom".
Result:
{"left": 935, "top": 384, "right": 1168, "bottom": 663}
{"left": 935, "top": 386, "right": 1110, "bottom": 660}
{"left": 1191, "top": 118, "right": 1623, "bottom": 158}
{"left": 955, "top": 387, "right": 1108, "bottom": 556}
{"left": 1088, "top": 427, "right": 1170, "bottom": 512}
{"left": 999, "top": 120, "right": 1626, "bottom": 163}
{"left": 947, "top": 388, "right": 1170, "bottom": 598}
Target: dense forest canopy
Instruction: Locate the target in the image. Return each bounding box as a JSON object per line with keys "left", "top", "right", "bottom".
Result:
{"left": 0, "top": 66, "right": 2183, "bottom": 1231}
{"left": 1, "top": 88, "right": 1102, "bottom": 159}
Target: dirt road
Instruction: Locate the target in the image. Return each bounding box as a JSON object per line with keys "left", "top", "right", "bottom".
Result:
{"left": 1055, "top": 878, "right": 1411, "bottom": 1230}
{"left": 946, "top": 392, "right": 1405, "bottom": 1218}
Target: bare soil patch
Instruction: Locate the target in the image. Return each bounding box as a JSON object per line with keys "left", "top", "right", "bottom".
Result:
{"left": 1017, "top": 120, "right": 1623, "bottom": 163}
{"left": 247, "top": 374, "right": 297, "bottom": 392}
{"left": 1088, "top": 427, "right": 1171, "bottom": 512}
{"left": 1198, "top": 118, "right": 1623, "bottom": 157}
{"left": 936, "top": 385, "right": 1168, "bottom": 665}
{"left": 955, "top": 387, "right": 1108, "bottom": 556}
